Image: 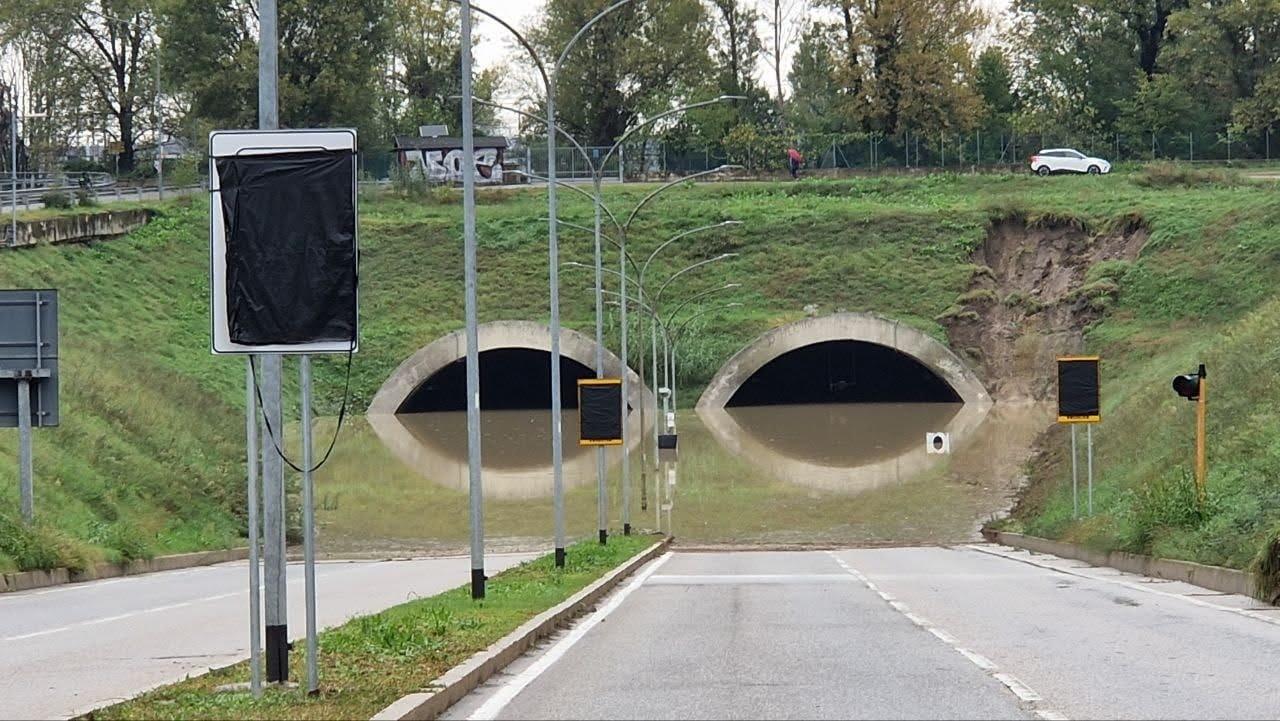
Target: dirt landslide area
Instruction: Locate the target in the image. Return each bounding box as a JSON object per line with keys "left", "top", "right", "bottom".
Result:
{"left": 942, "top": 214, "right": 1149, "bottom": 402}
{"left": 940, "top": 214, "right": 1149, "bottom": 523}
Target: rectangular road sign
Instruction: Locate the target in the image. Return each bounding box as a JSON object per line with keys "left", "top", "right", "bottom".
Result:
{"left": 1057, "top": 355, "right": 1100, "bottom": 424}
{"left": 0, "top": 289, "right": 59, "bottom": 428}
{"left": 578, "top": 378, "right": 623, "bottom": 446}
{"left": 209, "top": 129, "right": 359, "bottom": 354}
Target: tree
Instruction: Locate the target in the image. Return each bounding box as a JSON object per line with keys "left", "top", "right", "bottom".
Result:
{"left": 709, "top": 0, "right": 762, "bottom": 99}
{"left": 762, "top": 0, "right": 803, "bottom": 116}
{"left": 787, "top": 21, "right": 844, "bottom": 133}
{"left": 974, "top": 46, "right": 1018, "bottom": 132}
{"left": 0, "top": 0, "right": 158, "bottom": 171}
{"left": 819, "top": 0, "right": 985, "bottom": 135}
{"left": 530, "top": 0, "right": 713, "bottom": 146}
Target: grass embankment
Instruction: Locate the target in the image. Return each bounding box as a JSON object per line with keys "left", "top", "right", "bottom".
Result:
{"left": 4, "top": 171, "right": 1280, "bottom": 577}
{"left": 89, "top": 536, "right": 656, "bottom": 720}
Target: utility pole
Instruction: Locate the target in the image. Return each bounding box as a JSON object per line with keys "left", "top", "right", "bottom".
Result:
{"left": 461, "top": 0, "right": 486, "bottom": 599}
{"left": 257, "top": 0, "right": 288, "bottom": 685}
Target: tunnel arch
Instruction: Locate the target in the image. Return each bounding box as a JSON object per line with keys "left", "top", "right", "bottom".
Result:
{"left": 368, "top": 320, "right": 653, "bottom": 416}
{"left": 695, "top": 313, "right": 990, "bottom": 410}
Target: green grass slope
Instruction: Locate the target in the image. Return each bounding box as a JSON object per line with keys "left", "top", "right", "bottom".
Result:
{"left": 2, "top": 170, "right": 1278, "bottom": 574}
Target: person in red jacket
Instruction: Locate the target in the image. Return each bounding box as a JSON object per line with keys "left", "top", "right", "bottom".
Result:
{"left": 786, "top": 146, "right": 804, "bottom": 179}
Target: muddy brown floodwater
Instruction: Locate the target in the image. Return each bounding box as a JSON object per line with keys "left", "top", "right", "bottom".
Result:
{"left": 313, "top": 402, "right": 1054, "bottom": 557}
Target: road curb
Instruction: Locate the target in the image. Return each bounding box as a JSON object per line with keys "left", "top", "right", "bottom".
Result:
{"left": 371, "top": 537, "right": 672, "bottom": 721}
{"left": 982, "top": 528, "right": 1257, "bottom": 599}
{"left": 0, "top": 547, "right": 250, "bottom": 594}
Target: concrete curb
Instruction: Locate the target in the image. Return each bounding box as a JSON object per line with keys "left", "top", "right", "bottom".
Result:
{"left": 372, "top": 537, "right": 672, "bottom": 721}
{"left": 982, "top": 529, "right": 1257, "bottom": 599}
{"left": 1, "top": 547, "right": 250, "bottom": 594}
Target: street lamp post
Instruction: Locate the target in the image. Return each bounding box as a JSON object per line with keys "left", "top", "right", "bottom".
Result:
{"left": 668, "top": 303, "right": 744, "bottom": 412}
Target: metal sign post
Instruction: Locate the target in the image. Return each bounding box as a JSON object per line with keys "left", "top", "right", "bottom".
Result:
{"left": 0, "top": 290, "right": 59, "bottom": 523}
{"left": 245, "top": 362, "right": 262, "bottom": 696}
{"left": 460, "top": 0, "right": 486, "bottom": 600}
{"left": 300, "top": 356, "right": 318, "bottom": 694}
{"left": 1071, "top": 425, "right": 1079, "bottom": 519}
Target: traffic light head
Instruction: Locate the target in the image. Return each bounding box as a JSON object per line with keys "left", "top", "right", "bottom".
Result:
{"left": 1172, "top": 364, "right": 1206, "bottom": 401}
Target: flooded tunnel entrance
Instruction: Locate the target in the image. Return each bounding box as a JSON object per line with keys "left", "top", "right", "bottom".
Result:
{"left": 396, "top": 348, "right": 596, "bottom": 413}
{"left": 726, "top": 340, "right": 962, "bottom": 407}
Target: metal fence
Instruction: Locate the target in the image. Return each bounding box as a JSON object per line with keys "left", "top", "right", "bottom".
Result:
{"left": 359, "top": 125, "right": 1280, "bottom": 183}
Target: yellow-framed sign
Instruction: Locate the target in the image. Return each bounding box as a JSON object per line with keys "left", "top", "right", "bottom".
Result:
{"left": 1057, "top": 355, "right": 1101, "bottom": 424}
{"left": 578, "top": 378, "right": 623, "bottom": 446}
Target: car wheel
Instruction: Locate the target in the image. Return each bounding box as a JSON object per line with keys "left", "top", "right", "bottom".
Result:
{"left": 1036, "top": 165, "right": 1050, "bottom": 177}
{"left": 1088, "top": 165, "right": 1101, "bottom": 175}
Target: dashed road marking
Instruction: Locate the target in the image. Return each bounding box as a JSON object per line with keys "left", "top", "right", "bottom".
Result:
{"left": 827, "top": 550, "right": 1067, "bottom": 720}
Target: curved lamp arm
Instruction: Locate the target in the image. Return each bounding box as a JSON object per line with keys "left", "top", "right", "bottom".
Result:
{"left": 461, "top": 96, "right": 596, "bottom": 173}
{"left": 555, "top": 219, "right": 642, "bottom": 280}
{"left": 640, "top": 221, "right": 742, "bottom": 280}
{"left": 671, "top": 302, "right": 743, "bottom": 346}
{"left": 445, "top": 0, "right": 549, "bottom": 91}
{"left": 665, "top": 283, "right": 740, "bottom": 328}
{"left": 654, "top": 253, "right": 738, "bottom": 307}
{"left": 602, "top": 95, "right": 746, "bottom": 170}
{"left": 624, "top": 165, "right": 741, "bottom": 229}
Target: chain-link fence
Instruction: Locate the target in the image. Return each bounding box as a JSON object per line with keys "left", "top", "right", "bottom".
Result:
{"left": 359, "top": 125, "right": 1280, "bottom": 182}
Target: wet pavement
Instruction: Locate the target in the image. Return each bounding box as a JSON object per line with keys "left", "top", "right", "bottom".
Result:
{"left": 315, "top": 401, "right": 1053, "bottom": 556}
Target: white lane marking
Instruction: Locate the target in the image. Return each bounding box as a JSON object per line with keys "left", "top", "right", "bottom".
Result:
{"left": 646, "top": 573, "right": 857, "bottom": 585}
{"left": 469, "top": 553, "right": 673, "bottom": 721}
{"left": 1, "top": 591, "right": 244, "bottom": 642}
{"left": 966, "top": 544, "right": 1280, "bottom": 629}
{"left": 827, "top": 551, "right": 1066, "bottom": 720}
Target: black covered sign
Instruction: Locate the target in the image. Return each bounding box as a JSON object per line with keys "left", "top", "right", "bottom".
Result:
{"left": 1057, "top": 356, "right": 1100, "bottom": 423}
{"left": 217, "top": 149, "right": 357, "bottom": 346}
{"left": 579, "top": 379, "right": 623, "bottom": 446}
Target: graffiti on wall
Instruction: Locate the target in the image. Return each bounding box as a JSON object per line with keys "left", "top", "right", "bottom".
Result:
{"left": 404, "top": 147, "right": 504, "bottom": 184}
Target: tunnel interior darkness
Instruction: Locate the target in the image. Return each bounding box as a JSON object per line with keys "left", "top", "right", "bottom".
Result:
{"left": 726, "top": 340, "right": 963, "bottom": 407}
{"left": 397, "top": 348, "right": 598, "bottom": 413}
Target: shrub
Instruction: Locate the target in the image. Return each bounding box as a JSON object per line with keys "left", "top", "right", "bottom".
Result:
{"left": 76, "top": 188, "right": 98, "bottom": 207}
{"left": 40, "top": 190, "right": 72, "bottom": 209}
{"left": 1133, "top": 162, "right": 1243, "bottom": 189}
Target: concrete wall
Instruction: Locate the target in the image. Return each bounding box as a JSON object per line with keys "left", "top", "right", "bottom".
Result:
{"left": 368, "top": 320, "right": 654, "bottom": 415}
{"left": 696, "top": 313, "right": 991, "bottom": 410}
{"left": 7, "top": 209, "right": 152, "bottom": 248}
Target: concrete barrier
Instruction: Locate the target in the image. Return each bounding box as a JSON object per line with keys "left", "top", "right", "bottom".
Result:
{"left": 7, "top": 208, "right": 153, "bottom": 248}
{"left": 1, "top": 547, "right": 250, "bottom": 594}
{"left": 982, "top": 528, "right": 1256, "bottom": 599}
{"left": 372, "top": 538, "right": 672, "bottom": 721}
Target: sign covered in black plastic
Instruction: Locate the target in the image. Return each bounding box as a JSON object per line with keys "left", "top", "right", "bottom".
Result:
{"left": 579, "top": 380, "right": 623, "bottom": 446}
{"left": 216, "top": 149, "right": 357, "bottom": 346}
{"left": 1057, "top": 357, "right": 1100, "bottom": 422}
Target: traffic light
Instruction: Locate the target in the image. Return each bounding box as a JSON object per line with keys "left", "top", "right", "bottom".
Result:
{"left": 1172, "top": 364, "right": 1206, "bottom": 400}
{"left": 1172, "top": 363, "right": 1208, "bottom": 502}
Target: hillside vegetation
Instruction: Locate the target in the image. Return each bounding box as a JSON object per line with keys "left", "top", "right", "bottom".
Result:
{"left": 2, "top": 170, "right": 1279, "bottom": 577}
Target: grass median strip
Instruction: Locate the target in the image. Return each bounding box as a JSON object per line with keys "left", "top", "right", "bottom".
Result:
{"left": 87, "top": 536, "right": 657, "bottom": 720}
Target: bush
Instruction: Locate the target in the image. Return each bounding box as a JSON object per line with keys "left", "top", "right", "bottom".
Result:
{"left": 1133, "top": 162, "right": 1243, "bottom": 188}
{"left": 40, "top": 190, "right": 72, "bottom": 209}
{"left": 0, "top": 513, "right": 98, "bottom": 572}
{"left": 1118, "top": 470, "right": 1214, "bottom": 552}
{"left": 76, "top": 188, "right": 98, "bottom": 207}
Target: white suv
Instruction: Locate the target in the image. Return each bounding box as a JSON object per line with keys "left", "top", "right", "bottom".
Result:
{"left": 1029, "top": 149, "right": 1112, "bottom": 176}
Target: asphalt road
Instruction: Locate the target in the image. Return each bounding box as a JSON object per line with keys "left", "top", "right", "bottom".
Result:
{"left": 448, "top": 545, "right": 1280, "bottom": 720}
{"left": 0, "top": 552, "right": 536, "bottom": 719}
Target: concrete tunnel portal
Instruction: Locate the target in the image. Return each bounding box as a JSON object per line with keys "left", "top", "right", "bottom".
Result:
{"left": 697, "top": 313, "right": 990, "bottom": 410}
{"left": 367, "top": 321, "right": 653, "bottom": 417}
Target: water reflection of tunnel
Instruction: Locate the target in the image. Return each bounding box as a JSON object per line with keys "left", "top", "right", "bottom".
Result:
{"left": 727, "top": 340, "right": 962, "bottom": 407}
{"left": 396, "top": 348, "right": 596, "bottom": 413}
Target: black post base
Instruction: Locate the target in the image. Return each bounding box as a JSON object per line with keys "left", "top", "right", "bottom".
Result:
{"left": 623, "top": 523, "right": 631, "bottom": 536}
{"left": 599, "top": 529, "right": 608, "bottom": 545}
{"left": 471, "top": 568, "right": 486, "bottom": 599}
{"left": 554, "top": 547, "right": 566, "bottom": 568}
{"left": 265, "top": 624, "right": 288, "bottom": 683}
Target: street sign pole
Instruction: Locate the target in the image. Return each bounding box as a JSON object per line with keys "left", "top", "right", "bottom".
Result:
{"left": 300, "top": 356, "right": 319, "bottom": 694}
{"left": 1087, "top": 423, "right": 1094, "bottom": 516}
{"left": 593, "top": 173, "right": 607, "bottom": 546}
{"left": 245, "top": 361, "right": 262, "bottom": 697}
{"left": 1196, "top": 376, "right": 1208, "bottom": 501}
{"left": 461, "top": 0, "right": 486, "bottom": 600}
{"left": 257, "top": 0, "right": 288, "bottom": 684}
{"left": 1071, "top": 424, "right": 1079, "bottom": 519}
{"left": 17, "top": 378, "right": 32, "bottom": 521}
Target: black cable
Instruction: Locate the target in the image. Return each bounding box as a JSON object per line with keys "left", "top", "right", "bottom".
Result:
{"left": 249, "top": 346, "right": 354, "bottom": 474}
